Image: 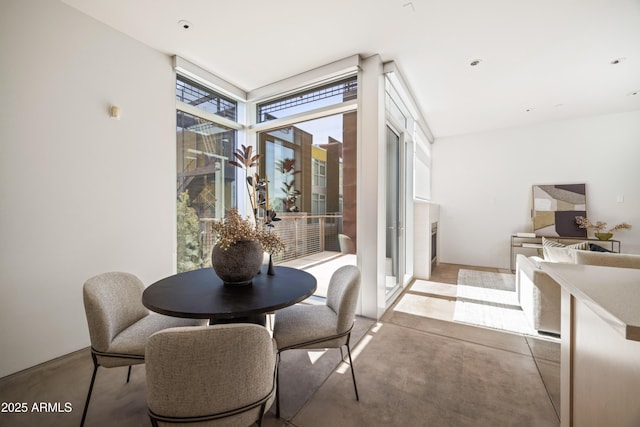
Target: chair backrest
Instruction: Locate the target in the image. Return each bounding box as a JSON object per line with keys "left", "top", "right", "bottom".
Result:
{"left": 146, "top": 324, "right": 277, "bottom": 425}
{"left": 338, "top": 234, "right": 355, "bottom": 254}
{"left": 83, "top": 272, "right": 149, "bottom": 353}
{"left": 326, "top": 265, "right": 361, "bottom": 335}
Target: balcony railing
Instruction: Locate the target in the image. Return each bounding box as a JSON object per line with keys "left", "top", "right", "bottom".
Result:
{"left": 200, "top": 213, "right": 343, "bottom": 266}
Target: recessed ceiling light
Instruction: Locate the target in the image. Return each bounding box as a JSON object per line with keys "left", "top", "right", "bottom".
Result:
{"left": 610, "top": 57, "right": 626, "bottom": 65}
{"left": 470, "top": 59, "right": 482, "bottom": 67}
{"left": 178, "top": 20, "right": 192, "bottom": 30}
{"left": 525, "top": 108, "right": 534, "bottom": 112}
{"left": 629, "top": 90, "right": 639, "bottom": 96}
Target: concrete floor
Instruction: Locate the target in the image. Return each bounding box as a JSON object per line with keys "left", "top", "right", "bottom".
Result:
{"left": 0, "top": 263, "right": 560, "bottom": 426}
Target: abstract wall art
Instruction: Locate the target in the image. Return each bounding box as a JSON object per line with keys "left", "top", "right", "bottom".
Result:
{"left": 532, "top": 184, "right": 587, "bottom": 237}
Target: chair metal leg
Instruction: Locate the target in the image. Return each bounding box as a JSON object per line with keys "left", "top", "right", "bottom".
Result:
{"left": 257, "top": 400, "right": 267, "bottom": 427}
{"left": 80, "top": 353, "right": 99, "bottom": 427}
{"left": 275, "top": 357, "right": 281, "bottom": 418}
{"left": 126, "top": 365, "right": 132, "bottom": 383}
{"left": 345, "top": 344, "right": 359, "bottom": 401}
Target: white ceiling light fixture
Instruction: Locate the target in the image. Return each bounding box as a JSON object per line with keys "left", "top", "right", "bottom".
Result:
{"left": 470, "top": 59, "right": 482, "bottom": 67}
{"left": 610, "top": 57, "right": 626, "bottom": 65}
{"left": 178, "top": 20, "right": 192, "bottom": 30}
{"left": 629, "top": 90, "right": 639, "bottom": 96}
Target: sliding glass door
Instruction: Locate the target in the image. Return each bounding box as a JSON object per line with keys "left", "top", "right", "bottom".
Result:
{"left": 385, "top": 125, "right": 402, "bottom": 298}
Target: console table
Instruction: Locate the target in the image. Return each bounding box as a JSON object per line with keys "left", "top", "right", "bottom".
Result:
{"left": 509, "top": 235, "right": 620, "bottom": 271}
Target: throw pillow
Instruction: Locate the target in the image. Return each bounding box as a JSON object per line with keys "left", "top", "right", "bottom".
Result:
{"left": 542, "top": 237, "right": 590, "bottom": 263}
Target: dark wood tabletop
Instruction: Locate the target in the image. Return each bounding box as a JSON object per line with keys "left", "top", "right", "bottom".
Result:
{"left": 142, "top": 265, "right": 317, "bottom": 324}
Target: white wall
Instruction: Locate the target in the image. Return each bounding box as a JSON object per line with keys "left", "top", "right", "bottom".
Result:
{"left": 0, "top": 0, "right": 176, "bottom": 377}
{"left": 432, "top": 110, "right": 640, "bottom": 269}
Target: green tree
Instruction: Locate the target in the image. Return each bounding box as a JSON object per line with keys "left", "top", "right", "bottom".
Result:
{"left": 177, "top": 191, "right": 203, "bottom": 272}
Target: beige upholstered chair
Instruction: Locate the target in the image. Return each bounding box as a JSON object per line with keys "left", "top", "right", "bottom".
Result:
{"left": 273, "top": 265, "right": 361, "bottom": 417}
{"left": 81, "top": 272, "right": 205, "bottom": 426}
{"left": 145, "top": 324, "right": 278, "bottom": 426}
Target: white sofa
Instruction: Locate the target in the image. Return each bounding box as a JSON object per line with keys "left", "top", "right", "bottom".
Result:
{"left": 516, "top": 249, "right": 640, "bottom": 335}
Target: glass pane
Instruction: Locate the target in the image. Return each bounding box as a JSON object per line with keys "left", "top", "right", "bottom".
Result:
{"left": 415, "top": 137, "right": 431, "bottom": 200}
{"left": 386, "top": 96, "right": 407, "bottom": 129}
{"left": 257, "top": 77, "right": 357, "bottom": 122}
{"left": 386, "top": 126, "right": 400, "bottom": 296}
{"left": 176, "top": 110, "right": 237, "bottom": 272}
{"left": 176, "top": 75, "right": 237, "bottom": 121}
{"left": 257, "top": 112, "right": 357, "bottom": 288}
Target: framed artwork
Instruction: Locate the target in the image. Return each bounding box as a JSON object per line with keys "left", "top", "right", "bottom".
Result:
{"left": 532, "top": 184, "right": 587, "bottom": 237}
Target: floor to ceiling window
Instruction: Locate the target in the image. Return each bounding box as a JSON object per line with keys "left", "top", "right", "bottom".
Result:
{"left": 171, "top": 56, "right": 431, "bottom": 317}
{"left": 175, "top": 75, "right": 241, "bottom": 272}
{"left": 255, "top": 77, "right": 357, "bottom": 294}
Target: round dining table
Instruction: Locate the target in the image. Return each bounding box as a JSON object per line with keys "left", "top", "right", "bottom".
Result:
{"left": 142, "top": 265, "right": 317, "bottom": 325}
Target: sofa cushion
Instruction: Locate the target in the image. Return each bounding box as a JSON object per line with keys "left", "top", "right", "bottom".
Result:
{"left": 542, "top": 237, "right": 590, "bottom": 263}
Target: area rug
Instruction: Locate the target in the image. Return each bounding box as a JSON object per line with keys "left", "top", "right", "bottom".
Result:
{"left": 453, "top": 269, "right": 538, "bottom": 336}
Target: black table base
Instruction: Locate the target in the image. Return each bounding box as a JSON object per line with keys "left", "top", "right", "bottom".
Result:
{"left": 209, "top": 313, "right": 267, "bottom": 326}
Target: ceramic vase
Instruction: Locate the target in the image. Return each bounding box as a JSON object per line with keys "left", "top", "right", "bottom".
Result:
{"left": 211, "top": 240, "right": 263, "bottom": 286}
{"left": 267, "top": 254, "right": 275, "bottom": 275}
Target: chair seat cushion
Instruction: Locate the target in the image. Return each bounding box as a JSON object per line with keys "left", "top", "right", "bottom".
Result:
{"left": 274, "top": 305, "right": 346, "bottom": 350}
{"left": 108, "top": 313, "right": 205, "bottom": 356}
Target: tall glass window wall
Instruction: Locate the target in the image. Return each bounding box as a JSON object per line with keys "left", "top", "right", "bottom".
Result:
{"left": 176, "top": 76, "right": 239, "bottom": 272}
{"left": 173, "top": 58, "right": 430, "bottom": 315}
{"left": 256, "top": 77, "right": 357, "bottom": 285}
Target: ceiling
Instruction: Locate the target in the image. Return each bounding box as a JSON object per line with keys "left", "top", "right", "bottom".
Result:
{"left": 61, "top": 0, "right": 640, "bottom": 138}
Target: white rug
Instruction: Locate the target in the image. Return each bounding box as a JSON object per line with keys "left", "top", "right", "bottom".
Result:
{"left": 453, "top": 269, "right": 538, "bottom": 336}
